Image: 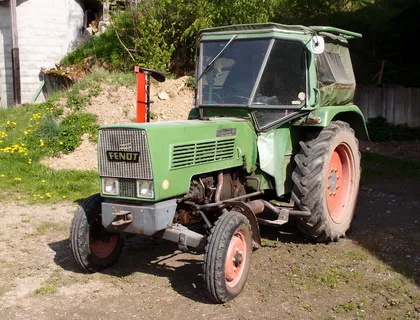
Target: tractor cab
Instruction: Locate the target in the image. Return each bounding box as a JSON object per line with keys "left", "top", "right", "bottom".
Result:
{"left": 196, "top": 23, "right": 362, "bottom": 131}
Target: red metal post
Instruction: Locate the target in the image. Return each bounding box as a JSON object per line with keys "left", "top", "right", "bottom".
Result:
{"left": 135, "top": 66, "right": 147, "bottom": 123}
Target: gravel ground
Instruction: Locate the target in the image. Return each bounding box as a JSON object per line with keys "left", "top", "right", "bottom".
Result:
{"left": 0, "top": 176, "right": 419, "bottom": 320}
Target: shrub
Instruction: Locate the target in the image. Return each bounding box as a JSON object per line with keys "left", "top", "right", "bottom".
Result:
{"left": 61, "top": 0, "right": 278, "bottom": 74}
{"left": 367, "top": 116, "right": 420, "bottom": 142}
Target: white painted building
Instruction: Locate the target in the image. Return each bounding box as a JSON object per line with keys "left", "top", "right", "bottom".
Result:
{"left": 0, "top": 0, "right": 86, "bottom": 107}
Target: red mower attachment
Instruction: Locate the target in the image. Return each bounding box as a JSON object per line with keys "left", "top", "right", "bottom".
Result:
{"left": 135, "top": 66, "right": 166, "bottom": 123}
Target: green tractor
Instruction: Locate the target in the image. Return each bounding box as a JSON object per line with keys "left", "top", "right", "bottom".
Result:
{"left": 70, "top": 23, "right": 367, "bottom": 303}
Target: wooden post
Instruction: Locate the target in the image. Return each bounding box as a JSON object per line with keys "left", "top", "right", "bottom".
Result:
{"left": 10, "top": 0, "right": 21, "bottom": 105}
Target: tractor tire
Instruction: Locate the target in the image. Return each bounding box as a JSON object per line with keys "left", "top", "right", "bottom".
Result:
{"left": 291, "top": 121, "right": 361, "bottom": 242}
{"left": 70, "top": 194, "right": 124, "bottom": 272}
{"left": 204, "top": 211, "right": 252, "bottom": 303}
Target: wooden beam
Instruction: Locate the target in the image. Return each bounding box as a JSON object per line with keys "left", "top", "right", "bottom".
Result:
{"left": 10, "top": 0, "right": 21, "bottom": 105}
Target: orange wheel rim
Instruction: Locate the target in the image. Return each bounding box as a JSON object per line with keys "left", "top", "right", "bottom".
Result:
{"left": 225, "top": 231, "right": 247, "bottom": 288}
{"left": 326, "top": 143, "right": 354, "bottom": 223}
{"left": 90, "top": 235, "right": 118, "bottom": 259}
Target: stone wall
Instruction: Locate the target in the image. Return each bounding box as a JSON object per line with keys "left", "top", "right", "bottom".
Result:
{"left": 0, "top": 0, "right": 84, "bottom": 107}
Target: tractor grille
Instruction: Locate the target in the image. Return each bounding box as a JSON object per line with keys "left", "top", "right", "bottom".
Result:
{"left": 98, "top": 128, "right": 152, "bottom": 179}
{"left": 119, "top": 178, "right": 137, "bottom": 198}
{"left": 171, "top": 138, "right": 236, "bottom": 169}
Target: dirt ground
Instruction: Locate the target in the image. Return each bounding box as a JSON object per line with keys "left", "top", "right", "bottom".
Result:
{"left": 41, "top": 76, "right": 193, "bottom": 171}
{"left": 0, "top": 174, "right": 419, "bottom": 319}
{"left": 3, "top": 79, "right": 419, "bottom": 318}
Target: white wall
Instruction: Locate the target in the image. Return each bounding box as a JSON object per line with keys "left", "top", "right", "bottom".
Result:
{"left": 0, "top": 0, "right": 84, "bottom": 107}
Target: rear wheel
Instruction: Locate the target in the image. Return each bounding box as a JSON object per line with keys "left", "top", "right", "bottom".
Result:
{"left": 70, "top": 194, "right": 124, "bottom": 272}
{"left": 204, "top": 211, "right": 252, "bottom": 303}
{"left": 291, "top": 121, "right": 361, "bottom": 242}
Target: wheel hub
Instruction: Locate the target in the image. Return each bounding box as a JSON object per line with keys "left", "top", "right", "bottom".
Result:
{"left": 90, "top": 214, "right": 118, "bottom": 259}
{"left": 326, "top": 144, "right": 353, "bottom": 223}
{"left": 328, "top": 169, "right": 338, "bottom": 192}
{"left": 233, "top": 249, "right": 243, "bottom": 267}
{"left": 225, "top": 232, "right": 247, "bottom": 287}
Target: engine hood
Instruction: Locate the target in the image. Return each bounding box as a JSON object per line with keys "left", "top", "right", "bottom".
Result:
{"left": 99, "top": 118, "right": 258, "bottom": 201}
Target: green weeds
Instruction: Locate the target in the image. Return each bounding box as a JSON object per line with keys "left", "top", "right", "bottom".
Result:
{"left": 0, "top": 71, "right": 128, "bottom": 202}
{"left": 34, "top": 284, "right": 57, "bottom": 295}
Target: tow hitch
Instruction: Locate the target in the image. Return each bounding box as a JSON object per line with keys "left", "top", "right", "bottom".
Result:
{"left": 111, "top": 210, "right": 133, "bottom": 226}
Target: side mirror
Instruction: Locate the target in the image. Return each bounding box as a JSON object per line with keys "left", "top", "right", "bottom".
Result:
{"left": 311, "top": 35, "right": 325, "bottom": 55}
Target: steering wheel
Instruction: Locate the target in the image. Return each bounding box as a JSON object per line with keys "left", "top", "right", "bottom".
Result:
{"left": 210, "top": 92, "right": 224, "bottom": 104}
{"left": 222, "top": 85, "right": 251, "bottom": 104}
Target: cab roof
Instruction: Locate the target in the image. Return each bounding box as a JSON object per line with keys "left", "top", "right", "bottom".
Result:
{"left": 200, "top": 23, "right": 362, "bottom": 40}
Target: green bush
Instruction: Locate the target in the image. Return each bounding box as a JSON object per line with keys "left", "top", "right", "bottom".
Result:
{"left": 367, "top": 116, "right": 420, "bottom": 142}
{"left": 61, "top": 0, "right": 278, "bottom": 74}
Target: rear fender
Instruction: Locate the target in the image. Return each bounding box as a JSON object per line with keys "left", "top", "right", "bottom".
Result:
{"left": 294, "top": 105, "right": 369, "bottom": 140}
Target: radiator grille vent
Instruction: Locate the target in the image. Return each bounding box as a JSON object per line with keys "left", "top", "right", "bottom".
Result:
{"left": 98, "top": 128, "right": 152, "bottom": 179}
{"left": 119, "top": 178, "right": 137, "bottom": 198}
{"left": 171, "top": 138, "right": 235, "bottom": 169}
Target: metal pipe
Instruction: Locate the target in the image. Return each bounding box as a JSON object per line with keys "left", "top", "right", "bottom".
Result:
{"left": 31, "top": 80, "right": 45, "bottom": 103}
{"left": 196, "top": 210, "right": 212, "bottom": 228}
{"left": 186, "top": 191, "right": 264, "bottom": 210}
{"left": 214, "top": 172, "right": 223, "bottom": 203}
{"left": 247, "top": 200, "right": 265, "bottom": 215}
{"left": 261, "top": 200, "right": 311, "bottom": 216}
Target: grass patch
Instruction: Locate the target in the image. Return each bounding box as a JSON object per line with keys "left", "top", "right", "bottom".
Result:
{"left": 65, "top": 70, "right": 135, "bottom": 110}
{"left": 0, "top": 155, "right": 98, "bottom": 203}
{"left": 34, "top": 284, "right": 57, "bottom": 295}
{"left": 316, "top": 266, "right": 361, "bottom": 289}
{"left": 35, "top": 222, "right": 67, "bottom": 235}
{"left": 361, "top": 152, "right": 420, "bottom": 181}
{"left": 0, "top": 71, "right": 127, "bottom": 202}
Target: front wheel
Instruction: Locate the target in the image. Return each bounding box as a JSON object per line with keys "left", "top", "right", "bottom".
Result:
{"left": 203, "top": 211, "right": 252, "bottom": 303}
{"left": 70, "top": 194, "right": 124, "bottom": 272}
{"left": 292, "top": 121, "right": 361, "bottom": 242}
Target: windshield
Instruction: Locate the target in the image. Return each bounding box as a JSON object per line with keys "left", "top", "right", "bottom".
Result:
{"left": 198, "top": 38, "right": 308, "bottom": 111}
{"left": 198, "top": 39, "right": 270, "bottom": 106}
{"left": 253, "top": 39, "right": 307, "bottom": 107}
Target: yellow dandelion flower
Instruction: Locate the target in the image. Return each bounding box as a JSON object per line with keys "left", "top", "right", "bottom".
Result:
{"left": 41, "top": 180, "right": 46, "bottom": 183}
{"left": 62, "top": 196, "right": 67, "bottom": 199}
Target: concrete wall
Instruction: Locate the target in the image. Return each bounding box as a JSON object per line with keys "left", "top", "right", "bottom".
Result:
{"left": 354, "top": 84, "right": 420, "bottom": 128}
{"left": 0, "top": 0, "right": 84, "bottom": 107}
